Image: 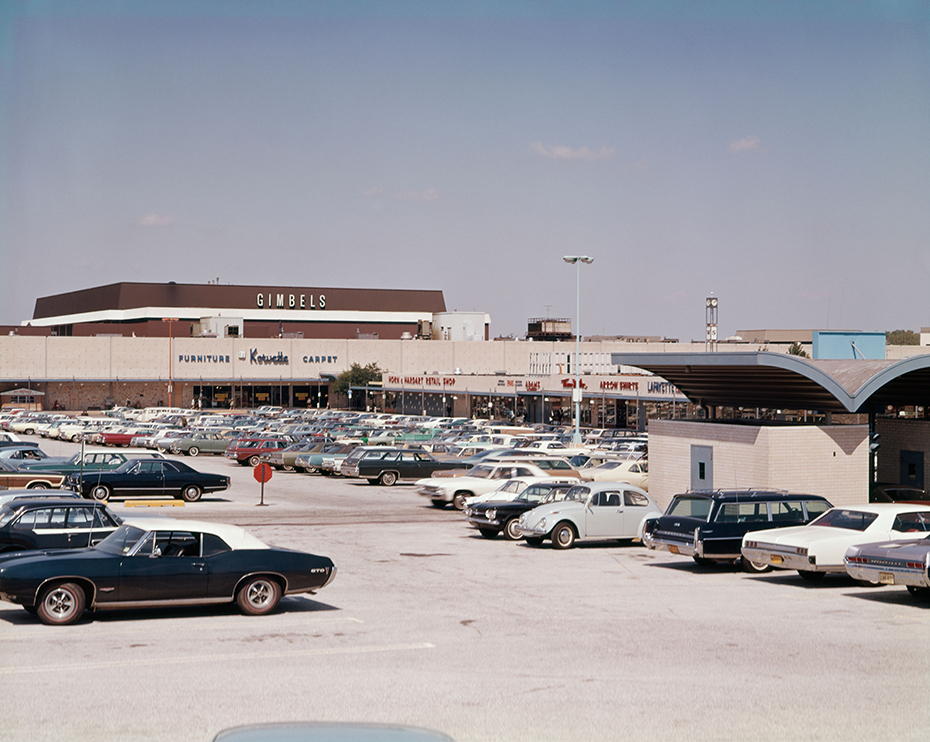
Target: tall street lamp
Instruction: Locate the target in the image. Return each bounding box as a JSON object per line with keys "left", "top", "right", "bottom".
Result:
{"left": 563, "top": 255, "right": 594, "bottom": 445}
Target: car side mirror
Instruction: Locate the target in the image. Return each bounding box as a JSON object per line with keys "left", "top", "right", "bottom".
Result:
{"left": 153, "top": 546, "right": 162, "bottom": 558}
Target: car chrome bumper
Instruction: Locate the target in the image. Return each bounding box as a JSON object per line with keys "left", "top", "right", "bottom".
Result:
{"left": 643, "top": 532, "right": 697, "bottom": 557}
{"left": 845, "top": 562, "right": 929, "bottom": 588}
{"left": 741, "top": 547, "right": 828, "bottom": 571}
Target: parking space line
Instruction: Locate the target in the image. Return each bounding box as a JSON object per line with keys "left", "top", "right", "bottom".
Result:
{"left": 0, "top": 641, "right": 435, "bottom": 675}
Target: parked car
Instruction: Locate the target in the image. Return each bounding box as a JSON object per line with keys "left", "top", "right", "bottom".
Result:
{"left": 64, "top": 459, "right": 231, "bottom": 502}
{"left": 0, "top": 490, "right": 82, "bottom": 507}
{"left": 293, "top": 443, "right": 352, "bottom": 473}
{"left": 578, "top": 458, "right": 649, "bottom": 489}
{"left": 643, "top": 490, "right": 833, "bottom": 572}
{"left": 0, "top": 446, "right": 52, "bottom": 465}
{"left": 261, "top": 440, "right": 322, "bottom": 471}
{"left": 0, "top": 459, "right": 66, "bottom": 490}
{"left": 741, "top": 503, "right": 930, "bottom": 580}
{"left": 0, "top": 497, "right": 122, "bottom": 553}
{"left": 340, "top": 447, "right": 464, "bottom": 486}
{"left": 464, "top": 481, "right": 576, "bottom": 540}
{"left": 169, "top": 430, "right": 237, "bottom": 457}
{"left": 225, "top": 437, "right": 292, "bottom": 467}
{"left": 514, "top": 482, "right": 661, "bottom": 549}
{"left": 416, "top": 461, "right": 581, "bottom": 510}
{"left": 869, "top": 484, "right": 929, "bottom": 504}
{"left": 845, "top": 528, "right": 930, "bottom": 598}
{"left": 19, "top": 450, "right": 166, "bottom": 474}
{"left": 0, "top": 517, "right": 336, "bottom": 625}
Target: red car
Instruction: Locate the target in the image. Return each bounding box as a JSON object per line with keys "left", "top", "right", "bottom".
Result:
{"left": 224, "top": 437, "right": 292, "bottom": 466}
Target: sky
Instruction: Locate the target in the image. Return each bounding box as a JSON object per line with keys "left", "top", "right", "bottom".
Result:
{"left": 1, "top": 1, "right": 928, "bottom": 342}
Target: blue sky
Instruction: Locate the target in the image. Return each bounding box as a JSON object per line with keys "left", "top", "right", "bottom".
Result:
{"left": 2, "top": 1, "right": 928, "bottom": 341}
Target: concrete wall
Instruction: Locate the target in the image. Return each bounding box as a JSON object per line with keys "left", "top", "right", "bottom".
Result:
{"left": 648, "top": 420, "right": 869, "bottom": 510}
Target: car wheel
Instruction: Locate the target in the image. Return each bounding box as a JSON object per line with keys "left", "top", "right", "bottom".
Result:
{"left": 181, "top": 484, "right": 202, "bottom": 502}
{"left": 478, "top": 528, "right": 498, "bottom": 539}
{"left": 906, "top": 585, "right": 930, "bottom": 600}
{"left": 187, "top": 446, "right": 200, "bottom": 457}
{"left": 91, "top": 485, "right": 111, "bottom": 501}
{"left": 247, "top": 455, "right": 261, "bottom": 467}
{"left": 798, "top": 570, "right": 826, "bottom": 581}
{"left": 551, "top": 522, "right": 576, "bottom": 550}
{"left": 430, "top": 499, "right": 447, "bottom": 508}
{"left": 236, "top": 576, "right": 281, "bottom": 616}
{"left": 282, "top": 464, "right": 295, "bottom": 472}
{"left": 379, "top": 471, "right": 397, "bottom": 487}
{"left": 24, "top": 428, "right": 35, "bottom": 435}
{"left": 525, "top": 537, "right": 544, "bottom": 546}
{"left": 692, "top": 556, "right": 715, "bottom": 567}
{"left": 36, "top": 582, "right": 86, "bottom": 626}
{"left": 27, "top": 482, "right": 50, "bottom": 489}
{"left": 740, "top": 556, "right": 771, "bottom": 573}
{"left": 503, "top": 518, "right": 523, "bottom": 541}
{"left": 452, "top": 491, "right": 471, "bottom": 511}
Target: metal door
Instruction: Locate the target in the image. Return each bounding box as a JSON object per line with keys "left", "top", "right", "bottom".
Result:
{"left": 900, "top": 450, "right": 925, "bottom": 490}
{"left": 691, "top": 445, "right": 713, "bottom": 490}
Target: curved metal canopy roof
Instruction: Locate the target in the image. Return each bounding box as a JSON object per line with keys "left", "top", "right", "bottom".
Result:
{"left": 610, "top": 352, "right": 930, "bottom": 413}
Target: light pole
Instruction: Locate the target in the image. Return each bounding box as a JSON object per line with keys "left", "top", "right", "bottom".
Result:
{"left": 563, "top": 255, "right": 593, "bottom": 444}
{"left": 161, "top": 318, "right": 179, "bottom": 407}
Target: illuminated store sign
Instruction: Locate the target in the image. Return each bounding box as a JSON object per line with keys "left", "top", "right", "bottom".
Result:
{"left": 256, "top": 293, "right": 326, "bottom": 309}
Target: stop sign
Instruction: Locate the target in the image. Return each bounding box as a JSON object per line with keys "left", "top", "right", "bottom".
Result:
{"left": 253, "top": 462, "right": 273, "bottom": 484}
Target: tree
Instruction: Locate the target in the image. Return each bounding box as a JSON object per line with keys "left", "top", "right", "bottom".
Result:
{"left": 788, "top": 341, "right": 809, "bottom": 358}
{"left": 333, "top": 362, "right": 383, "bottom": 397}
{"left": 886, "top": 329, "right": 919, "bottom": 345}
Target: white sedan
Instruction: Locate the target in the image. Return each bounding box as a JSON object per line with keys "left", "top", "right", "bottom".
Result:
{"left": 578, "top": 459, "right": 648, "bottom": 490}
{"left": 741, "top": 503, "right": 930, "bottom": 580}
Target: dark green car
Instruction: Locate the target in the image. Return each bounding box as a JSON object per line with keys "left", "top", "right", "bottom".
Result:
{"left": 18, "top": 451, "right": 167, "bottom": 475}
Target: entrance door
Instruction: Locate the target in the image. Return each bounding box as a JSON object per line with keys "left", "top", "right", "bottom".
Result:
{"left": 691, "top": 445, "right": 713, "bottom": 490}
{"left": 900, "top": 450, "right": 925, "bottom": 490}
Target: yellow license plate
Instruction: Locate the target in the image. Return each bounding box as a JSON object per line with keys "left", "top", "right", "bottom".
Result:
{"left": 770, "top": 555, "right": 783, "bottom": 565}
{"left": 879, "top": 572, "right": 895, "bottom": 585}
{"left": 669, "top": 545, "right": 679, "bottom": 554}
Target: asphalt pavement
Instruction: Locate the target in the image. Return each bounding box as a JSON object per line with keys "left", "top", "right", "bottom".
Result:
{"left": 1, "top": 436, "right": 927, "bottom": 742}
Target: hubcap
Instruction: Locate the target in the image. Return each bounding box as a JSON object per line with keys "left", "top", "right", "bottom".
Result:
{"left": 46, "top": 589, "right": 74, "bottom": 617}
{"left": 248, "top": 581, "right": 272, "bottom": 606}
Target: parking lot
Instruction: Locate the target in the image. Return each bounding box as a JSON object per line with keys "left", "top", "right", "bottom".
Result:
{"left": 1, "top": 437, "right": 928, "bottom": 742}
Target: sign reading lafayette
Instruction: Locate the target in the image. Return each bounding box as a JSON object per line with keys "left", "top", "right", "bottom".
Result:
{"left": 256, "top": 293, "right": 325, "bottom": 310}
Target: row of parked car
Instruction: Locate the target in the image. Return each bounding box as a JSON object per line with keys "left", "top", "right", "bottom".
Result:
{"left": 453, "top": 479, "right": 930, "bottom": 601}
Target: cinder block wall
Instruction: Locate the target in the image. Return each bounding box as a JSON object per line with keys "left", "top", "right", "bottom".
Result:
{"left": 649, "top": 420, "right": 868, "bottom": 510}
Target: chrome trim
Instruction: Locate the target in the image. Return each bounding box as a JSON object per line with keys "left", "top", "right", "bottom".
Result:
{"left": 94, "top": 597, "right": 230, "bottom": 610}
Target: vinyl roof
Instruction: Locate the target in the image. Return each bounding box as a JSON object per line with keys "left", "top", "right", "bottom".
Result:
{"left": 610, "top": 351, "right": 930, "bottom": 413}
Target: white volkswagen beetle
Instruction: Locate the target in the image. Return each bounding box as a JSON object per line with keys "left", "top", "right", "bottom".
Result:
{"left": 514, "top": 482, "right": 662, "bottom": 549}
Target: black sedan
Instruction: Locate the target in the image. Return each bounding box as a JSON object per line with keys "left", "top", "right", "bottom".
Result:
{"left": 64, "top": 458, "right": 230, "bottom": 502}
{"left": 464, "top": 481, "right": 575, "bottom": 540}
{"left": 0, "top": 517, "right": 337, "bottom": 625}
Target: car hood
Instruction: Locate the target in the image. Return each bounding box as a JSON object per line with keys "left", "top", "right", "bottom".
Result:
{"left": 0, "top": 547, "right": 114, "bottom": 570}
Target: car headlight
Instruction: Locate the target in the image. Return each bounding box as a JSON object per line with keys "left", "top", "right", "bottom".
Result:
{"left": 486, "top": 509, "right": 496, "bottom": 521}
{"left": 464, "top": 507, "right": 472, "bottom": 516}
{"left": 537, "top": 518, "right": 547, "bottom": 531}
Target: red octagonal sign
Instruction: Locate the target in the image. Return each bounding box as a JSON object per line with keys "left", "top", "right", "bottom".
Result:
{"left": 253, "top": 462, "right": 273, "bottom": 484}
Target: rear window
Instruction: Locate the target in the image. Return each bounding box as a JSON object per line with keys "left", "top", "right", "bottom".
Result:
{"left": 666, "top": 497, "right": 712, "bottom": 520}
{"left": 809, "top": 509, "right": 877, "bottom": 531}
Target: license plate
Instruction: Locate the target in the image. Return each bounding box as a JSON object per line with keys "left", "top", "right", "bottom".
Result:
{"left": 770, "top": 555, "right": 783, "bottom": 565}
{"left": 669, "top": 545, "right": 679, "bottom": 555}
{"left": 879, "top": 572, "right": 895, "bottom": 585}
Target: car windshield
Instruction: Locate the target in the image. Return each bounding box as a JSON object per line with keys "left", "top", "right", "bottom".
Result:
{"left": 465, "top": 465, "right": 494, "bottom": 478}
{"left": 665, "top": 496, "right": 713, "bottom": 520}
{"left": 96, "top": 524, "right": 148, "bottom": 554}
{"left": 517, "top": 485, "right": 556, "bottom": 503}
{"left": 808, "top": 508, "right": 879, "bottom": 531}
{"left": 564, "top": 485, "right": 591, "bottom": 502}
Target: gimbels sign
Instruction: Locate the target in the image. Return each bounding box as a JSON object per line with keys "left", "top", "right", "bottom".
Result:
{"left": 256, "top": 293, "right": 325, "bottom": 309}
